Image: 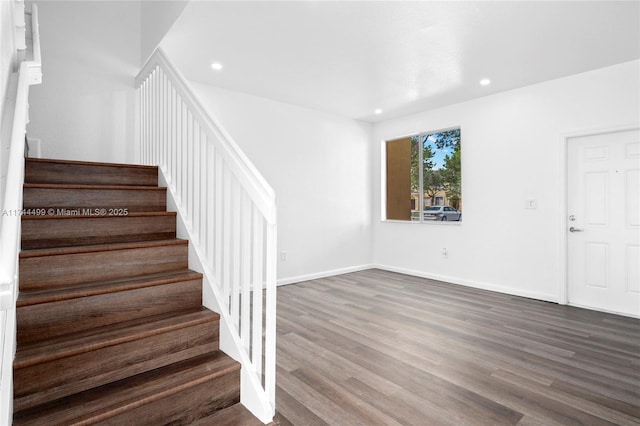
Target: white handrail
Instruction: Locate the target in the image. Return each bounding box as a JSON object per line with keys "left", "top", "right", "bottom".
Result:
{"left": 135, "top": 48, "right": 277, "bottom": 423}
{"left": 0, "top": 60, "right": 30, "bottom": 426}
{"left": 1, "top": 4, "right": 42, "bottom": 423}
{"left": 0, "top": 0, "right": 41, "bottom": 311}
{"left": 136, "top": 49, "right": 275, "bottom": 225}
{"left": 0, "top": 61, "right": 29, "bottom": 308}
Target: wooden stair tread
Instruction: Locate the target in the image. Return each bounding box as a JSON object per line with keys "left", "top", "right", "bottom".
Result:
{"left": 14, "top": 307, "right": 218, "bottom": 369}
{"left": 23, "top": 182, "right": 166, "bottom": 191}
{"left": 16, "top": 270, "right": 203, "bottom": 346}
{"left": 17, "top": 269, "right": 202, "bottom": 307}
{"left": 13, "top": 352, "right": 240, "bottom": 426}
{"left": 23, "top": 183, "right": 167, "bottom": 213}
{"left": 21, "top": 211, "right": 176, "bottom": 220}
{"left": 21, "top": 212, "right": 178, "bottom": 249}
{"left": 25, "top": 158, "right": 158, "bottom": 187}
{"left": 191, "top": 403, "right": 265, "bottom": 426}
{"left": 19, "top": 239, "right": 189, "bottom": 291}
{"left": 26, "top": 157, "right": 158, "bottom": 170}
{"left": 20, "top": 238, "right": 188, "bottom": 258}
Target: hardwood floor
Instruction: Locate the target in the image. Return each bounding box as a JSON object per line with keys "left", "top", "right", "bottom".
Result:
{"left": 275, "top": 269, "right": 640, "bottom": 425}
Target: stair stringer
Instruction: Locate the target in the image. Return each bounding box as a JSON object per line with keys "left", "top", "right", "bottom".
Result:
{"left": 158, "top": 169, "right": 273, "bottom": 425}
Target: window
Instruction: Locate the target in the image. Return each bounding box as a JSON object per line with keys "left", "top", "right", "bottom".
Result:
{"left": 385, "top": 127, "right": 461, "bottom": 222}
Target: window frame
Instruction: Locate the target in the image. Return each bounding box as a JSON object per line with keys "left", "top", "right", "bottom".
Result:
{"left": 382, "top": 126, "right": 462, "bottom": 225}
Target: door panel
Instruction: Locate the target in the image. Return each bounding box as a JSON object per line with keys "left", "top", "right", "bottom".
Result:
{"left": 567, "top": 128, "right": 640, "bottom": 317}
{"left": 584, "top": 242, "right": 608, "bottom": 288}
{"left": 627, "top": 168, "right": 639, "bottom": 227}
{"left": 628, "top": 245, "right": 640, "bottom": 293}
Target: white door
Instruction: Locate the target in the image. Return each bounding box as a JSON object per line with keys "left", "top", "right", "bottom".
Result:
{"left": 567, "top": 128, "right": 640, "bottom": 317}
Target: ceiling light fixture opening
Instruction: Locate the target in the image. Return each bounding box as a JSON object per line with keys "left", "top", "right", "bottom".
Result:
{"left": 480, "top": 78, "right": 491, "bottom": 86}
{"left": 211, "top": 62, "right": 223, "bottom": 71}
{"left": 374, "top": 108, "right": 383, "bottom": 115}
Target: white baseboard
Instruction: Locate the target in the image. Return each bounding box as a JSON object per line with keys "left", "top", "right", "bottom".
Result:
{"left": 566, "top": 302, "right": 640, "bottom": 319}
{"left": 277, "top": 264, "right": 375, "bottom": 286}
{"left": 277, "top": 264, "right": 559, "bottom": 304}
{"left": 373, "top": 264, "right": 559, "bottom": 303}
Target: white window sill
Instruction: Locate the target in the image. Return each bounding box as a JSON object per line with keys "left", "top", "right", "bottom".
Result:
{"left": 382, "top": 219, "right": 462, "bottom": 226}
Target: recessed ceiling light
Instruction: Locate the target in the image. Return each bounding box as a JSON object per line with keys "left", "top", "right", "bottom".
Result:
{"left": 480, "top": 78, "right": 491, "bottom": 86}
{"left": 374, "top": 108, "right": 383, "bottom": 115}
{"left": 211, "top": 62, "right": 223, "bottom": 71}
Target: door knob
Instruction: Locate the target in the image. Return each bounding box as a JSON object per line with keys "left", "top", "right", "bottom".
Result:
{"left": 569, "top": 227, "right": 584, "bottom": 233}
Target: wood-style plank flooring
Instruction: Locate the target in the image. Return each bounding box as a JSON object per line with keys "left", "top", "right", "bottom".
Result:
{"left": 275, "top": 269, "right": 640, "bottom": 425}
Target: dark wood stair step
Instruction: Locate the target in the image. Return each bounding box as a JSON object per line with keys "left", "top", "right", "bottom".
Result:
{"left": 191, "top": 403, "right": 266, "bottom": 426}
{"left": 19, "top": 239, "right": 189, "bottom": 291}
{"left": 23, "top": 183, "right": 167, "bottom": 212}
{"left": 13, "top": 351, "right": 240, "bottom": 426}
{"left": 21, "top": 211, "right": 177, "bottom": 249}
{"left": 14, "top": 307, "right": 220, "bottom": 412}
{"left": 17, "top": 269, "right": 203, "bottom": 345}
{"left": 25, "top": 158, "right": 158, "bottom": 187}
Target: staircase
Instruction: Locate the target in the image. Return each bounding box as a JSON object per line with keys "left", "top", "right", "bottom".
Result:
{"left": 12, "top": 158, "right": 264, "bottom": 425}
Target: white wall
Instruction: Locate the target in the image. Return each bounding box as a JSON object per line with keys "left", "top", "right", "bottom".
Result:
{"left": 140, "top": 1, "right": 188, "bottom": 64}
{"left": 0, "top": 1, "right": 17, "bottom": 124}
{"left": 189, "top": 81, "right": 373, "bottom": 283}
{"left": 0, "top": 0, "right": 17, "bottom": 116}
{"left": 372, "top": 60, "right": 640, "bottom": 302}
{"left": 27, "top": 1, "right": 140, "bottom": 164}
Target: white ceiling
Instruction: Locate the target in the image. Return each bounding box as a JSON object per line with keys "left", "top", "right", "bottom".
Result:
{"left": 161, "top": 1, "right": 640, "bottom": 122}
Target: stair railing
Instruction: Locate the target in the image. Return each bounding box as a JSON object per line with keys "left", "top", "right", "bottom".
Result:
{"left": 135, "top": 48, "right": 277, "bottom": 424}
{"left": 0, "top": 3, "right": 42, "bottom": 422}
{"left": 0, "top": 59, "right": 29, "bottom": 426}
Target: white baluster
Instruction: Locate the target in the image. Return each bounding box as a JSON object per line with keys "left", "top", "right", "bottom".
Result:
{"left": 214, "top": 153, "right": 223, "bottom": 291}
{"left": 192, "top": 122, "right": 201, "bottom": 243}
{"left": 169, "top": 86, "right": 176, "bottom": 183}
{"left": 222, "top": 166, "right": 232, "bottom": 311}
{"left": 206, "top": 142, "right": 215, "bottom": 262}
{"left": 181, "top": 106, "right": 188, "bottom": 210}
{"left": 176, "top": 98, "right": 183, "bottom": 203}
{"left": 264, "top": 221, "right": 277, "bottom": 404}
{"left": 251, "top": 211, "right": 264, "bottom": 376}
{"left": 241, "top": 194, "right": 251, "bottom": 349}
{"left": 231, "top": 178, "right": 241, "bottom": 332}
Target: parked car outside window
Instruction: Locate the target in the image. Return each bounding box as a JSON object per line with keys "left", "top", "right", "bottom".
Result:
{"left": 423, "top": 206, "right": 461, "bottom": 221}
